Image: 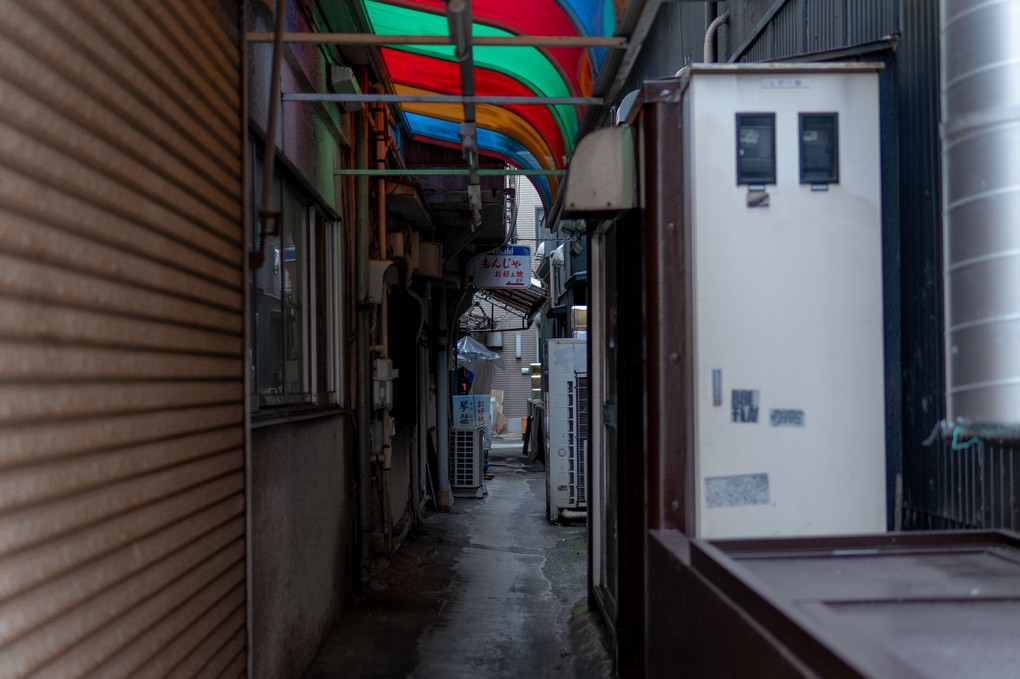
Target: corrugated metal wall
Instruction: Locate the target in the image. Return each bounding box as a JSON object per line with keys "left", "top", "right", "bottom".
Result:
{"left": 735, "top": 0, "right": 896, "bottom": 62}
{"left": 0, "top": 1, "right": 246, "bottom": 677}
{"left": 905, "top": 438, "right": 1020, "bottom": 530}
{"left": 898, "top": 0, "right": 1020, "bottom": 532}
{"left": 894, "top": 0, "right": 950, "bottom": 531}
{"left": 620, "top": 2, "right": 710, "bottom": 94}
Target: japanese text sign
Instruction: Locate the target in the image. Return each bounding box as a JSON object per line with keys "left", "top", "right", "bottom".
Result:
{"left": 473, "top": 245, "right": 531, "bottom": 289}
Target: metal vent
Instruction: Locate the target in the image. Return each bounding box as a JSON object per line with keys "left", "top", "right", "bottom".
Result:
{"left": 575, "top": 374, "right": 589, "bottom": 505}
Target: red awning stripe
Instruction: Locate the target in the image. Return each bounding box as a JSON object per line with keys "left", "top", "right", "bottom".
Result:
{"left": 380, "top": 48, "right": 568, "bottom": 167}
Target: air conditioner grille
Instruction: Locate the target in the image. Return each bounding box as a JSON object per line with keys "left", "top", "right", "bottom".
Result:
{"left": 450, "top": 427, "right": 483, "bottom": 489}
{"left": 573, "top": 374, "right": 589, "bottom": 505}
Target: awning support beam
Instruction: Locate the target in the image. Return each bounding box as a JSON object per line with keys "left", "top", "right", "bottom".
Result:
{"left": 447, "top": 0, "right": 481, "bottom": 226}
{"left": 247, "top": 32, "right": 627, "bottom": 48}
{"left": 334, "top": 168, "right": 566, "bottom": 176}
{"left": 284, "top": 93, "right": 602, "bottom": 105}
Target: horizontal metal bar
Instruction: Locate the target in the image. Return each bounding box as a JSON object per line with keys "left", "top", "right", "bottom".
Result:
{"left": 334, "top": 168, "right": 566, "bottom": 177}
{"left": 284, "top": 93, "right": 601, "bottom": 106}
{"left": 247, "top": 32, "right": 627, "bottom": 48}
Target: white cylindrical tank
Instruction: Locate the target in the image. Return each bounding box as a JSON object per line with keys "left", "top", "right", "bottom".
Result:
{"left": 942, "top": 0, "right": 1020, "bottom": 424}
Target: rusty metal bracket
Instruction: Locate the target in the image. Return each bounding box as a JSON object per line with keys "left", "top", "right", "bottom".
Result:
{"left": 249, "top": 209, "right": 282, "bottom": 269}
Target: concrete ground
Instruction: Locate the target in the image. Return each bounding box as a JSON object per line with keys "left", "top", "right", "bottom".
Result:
{"left": 302, "top": 435, "right": 613, "bottom": 679}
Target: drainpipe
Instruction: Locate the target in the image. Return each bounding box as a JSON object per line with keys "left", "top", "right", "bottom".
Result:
{"left": 703, "top": 10, "right": 728, "bottom": 63}
{"left": 249, "top": 0, "right": 287, "bottom": 271}
{"left": 355, "top": 110, "right": 372, "bottom": 584}
{"left": 436, "top": 289, "right": 452, "bottom": 508}
{"left": 373, "top": 96, "right": 395, "bottom": 552}
{"left": 409, "top": 286, "right": 428, "bottom": 523}
{"left": 374, "top": 95, "right": 393, "bottom": 472}
{"left": 261, "top": 0, "right": 286, "bottom": 214}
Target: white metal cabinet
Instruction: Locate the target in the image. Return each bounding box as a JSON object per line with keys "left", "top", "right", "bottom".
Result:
{"left": 684, "top": 65, "right": 887, "bottom": 538}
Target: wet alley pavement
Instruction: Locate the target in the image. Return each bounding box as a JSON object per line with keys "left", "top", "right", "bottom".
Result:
{"left": 302, "top": 438, "right": 614, "bottom": 679}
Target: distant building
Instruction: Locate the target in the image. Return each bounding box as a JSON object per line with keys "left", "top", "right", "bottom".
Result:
{"left": 465, "top": 178, "right": 543, "bottom": 427}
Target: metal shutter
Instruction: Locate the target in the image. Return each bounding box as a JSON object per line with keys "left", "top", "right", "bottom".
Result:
{"left": 0, "top": 1, "right": 246, "bottom": 677}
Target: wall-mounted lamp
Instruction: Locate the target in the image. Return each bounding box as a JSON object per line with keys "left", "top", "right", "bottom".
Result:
{"left": 330, "top": 66, "right": 363, "bottom": 113}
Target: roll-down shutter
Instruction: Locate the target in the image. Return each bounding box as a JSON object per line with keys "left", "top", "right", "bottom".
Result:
{"left": 0, "top": 1, "right": 246, "bottom": 677}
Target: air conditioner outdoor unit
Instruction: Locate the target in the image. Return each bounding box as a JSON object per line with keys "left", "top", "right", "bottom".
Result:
{"left": 545, "top": 338, "right": 588, "bottom": 521}
{"left": 449, "top": 427, "right": 485, "bottom": 498}
{"left": 330, "top": 65, "right": 364, "bottom": 113}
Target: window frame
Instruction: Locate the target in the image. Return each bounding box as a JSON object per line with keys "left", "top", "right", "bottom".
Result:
{"left": 799, "top": 112, "right": 840, "bottom": 185}
{"left": 735, "top": 112, "right": 777, "bottom": 186}
{"left": 249, "top": 140, "right": 342, "bottom": 418}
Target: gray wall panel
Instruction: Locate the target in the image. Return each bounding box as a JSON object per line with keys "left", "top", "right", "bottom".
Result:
{"left": 251, "top": 416, "right": 352, "bottom": 679}
{"left": 245, "top": 2, "right": 356, "bottom": 678}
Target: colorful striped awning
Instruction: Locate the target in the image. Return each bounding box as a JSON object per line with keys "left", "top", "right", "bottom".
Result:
{"left": 360, "top": 0, "right": 629, "bottom": 207}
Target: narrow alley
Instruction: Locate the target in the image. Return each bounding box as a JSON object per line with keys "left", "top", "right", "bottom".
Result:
{"left": 6, "top": 2, "right": 1020, "bottom": 678}
{"left": 302, "top": 436, "right": 613, "bottom": 679}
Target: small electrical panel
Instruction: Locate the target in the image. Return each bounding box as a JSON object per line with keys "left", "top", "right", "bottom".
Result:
{"left": 736, "top": 113, "right": 776, "bottom": 185}
{"left": 799, "top": 113, "right": 839, "bottom": 184}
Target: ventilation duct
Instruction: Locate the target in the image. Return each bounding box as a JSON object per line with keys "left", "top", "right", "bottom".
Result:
{"left": 941, "top": 0, "right": 1020, "bottom": 424}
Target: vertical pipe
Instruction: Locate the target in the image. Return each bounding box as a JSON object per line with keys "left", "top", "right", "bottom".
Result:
{"left": 260, "top": 0, "right": 287, "bottom": 219}
{"left": 419, "top": 284, "right": 432, "bottom": 516}
{"left": 355, "top": 110, "right": 372, "bottom": 584}
{"left": 436, "top": 290, "right": 452, "bottom": 507}
{"left": 373, "top": 100, "right": 394, "bottom": 551}
{"left": 702, "top": 10, "right": 728, "bottom": 63}
{"left": 409, "top": 424, "right": 421, "bottom": 524}
{"left": 375, "top": 101, "right": 393, "bottom": 472}
{"left": 375, "top": 100, "right": 389, "bottom": 266}
{"left": 644, "top": 91, "right": 687, "bottom": 533}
